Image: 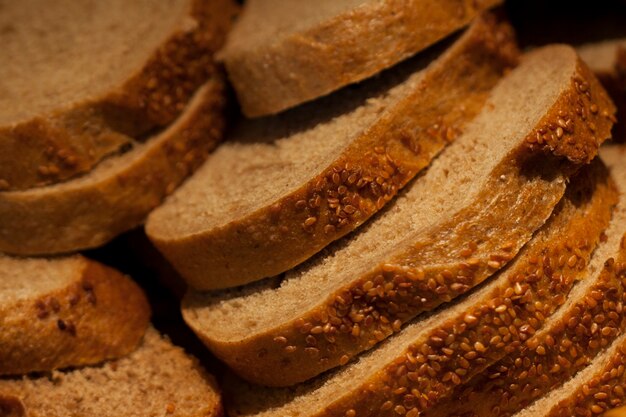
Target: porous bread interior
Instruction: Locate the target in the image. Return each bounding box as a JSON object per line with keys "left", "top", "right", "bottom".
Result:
{"left": 0, "top": 328, "right": 220, "bottom": 417}
{"left": 578, "top": 38, "right": 626, "bottom": 74}
{"left": 513, "top": 331, "right": 625, "bottom": 417}
{"left": 0, "top": 0, "right": 189, "bottom": 125}
{"left": 1, "top": 84, "right": 209, "bottom": 198}
{"left": 149, "top": 32, "right": 456, "bottom": 237}
{"left": 224, "top": 0, "right": 367, "bottom": 52}
{"left": 0, "top": 255, "right": 84, "bottom": 304}
{"left": 185, "top": 45, "right": 577, "bottom": 342}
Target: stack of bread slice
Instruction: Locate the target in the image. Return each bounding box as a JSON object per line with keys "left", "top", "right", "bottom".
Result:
{"left": 143, "top": 2, "right": 626, "bottom": 417}
{"left": 0, "top": 0, "right": 237, "bottom": 415}
{"left": 6, "top": 0, "right": 626, "bottom": 416}
{"left": 0, "top": 0, "right": 238, "bottom": 254}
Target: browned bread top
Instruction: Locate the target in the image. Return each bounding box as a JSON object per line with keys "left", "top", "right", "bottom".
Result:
{"left": 147, "top": 14, "right": 518, "bottom": 289}
{"left": 0, "top": 254, "right": 150, "bottom": 375}
{"left": 220, "top": 0, "right": 501, "bottom": 116}
{"left": 0, "top": 328, "right": 222, "bottom": 417}
{"left": 182, "top": 44, "right": 616, "bottom": 387}
{"left": 0, "top": 80, "right": 227, "bottom": 256}
{"left": 0, "top": 0, "right": 237, "bottom": 191}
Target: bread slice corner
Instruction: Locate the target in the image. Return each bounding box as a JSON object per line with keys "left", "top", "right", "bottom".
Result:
{"left": 0, "top": 254, "right": 150, "bottom": 376}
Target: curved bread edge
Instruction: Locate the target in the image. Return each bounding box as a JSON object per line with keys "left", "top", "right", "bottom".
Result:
{"left": 148, "top": 13, "right": 519, "bottom": 289}
{"left": 222, "top": 0, "right": 501, "bottom": 116}
{"left": 0, "top": 80, "right": 227, "bottom": 255}
{"left": 0, "top": 0, "right": 237, "bottom": 191}
{"left": 0, "top": 255, "right": 150, "bottom": 375}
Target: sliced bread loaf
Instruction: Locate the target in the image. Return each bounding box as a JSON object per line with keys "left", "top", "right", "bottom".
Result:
{"left": 0, "top": 80, "right": 226, "bottom": 255}
{"left": 220, "top": 0, "right": 501, "bottom": 116}
{"left": 0, "top": 327, "right": 222, "bottom": 417}
{"left": 182, "top": 45, "right": 616, "bottom": 387}
{"left": 0, "top": 0, "right": 237, "bottom": 191}
{"left": 0, "top": 254, "right": 150, "bottom": 375}
{"left": 421, "top": 144, "right": 626, "bottom": 417}
{"left": 224, "top": 157, "right": 616, "bottom": 416}
{"left": 147, "top": 14, "right": 519, "bottom": 289}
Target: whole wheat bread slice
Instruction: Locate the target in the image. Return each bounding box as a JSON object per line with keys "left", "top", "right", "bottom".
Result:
{"left": 220, "top": 0, "right": 501, "bottom": 116}
{"left": 0, "top": 81, "right": 226, "bottom": 256}
{"left": 224, "top": 156, "right": 616, "bottom": 416}
{"left": 0, "top": 254, "right": 150, "bottom": 376}
{"left": 512, "top": 303, "right": 626, "bottom": 416}
{"left": 182, "top": 45, "right": 616, "bottom": 387}
{"left": 421, "top": 144, "right": 626, "bottom": 417}
{"left": 0, "top": 0, "right": 237, "bottom": 191}
{"left": 147, "top": 14, "right": 520, "bottom": 290}
{"left": 0, "top": 327, "right": 222, "bottom": 417}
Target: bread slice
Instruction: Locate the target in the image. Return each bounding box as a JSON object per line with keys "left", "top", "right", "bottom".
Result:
{"left": 421, "top": 144, "right": 626, "bottom": 417}
{"left": 220, "top": 0, "right": 502, "bottom": 116}
{"left": 182, "top": 44, "right": 616, "bottom": 387}
{"left": 147, "top": 14, "right": 520, "bottom": 289}
{"left": 0, "top": 0, "right": 237, "bottom": 191}
{"left": 224, "top": 157, "right": 616, "bottom": 416}
{"left": 0, "top": 327, "right": 222, "bottom": 417}
{"left": 511, "top": 321, "right": 626, "bottom": 416}
{"left": 0, "top": 254, "right": 150, "bottom": 375}
{"left": 0, "top": 80, "right": 226, "bottom": 256}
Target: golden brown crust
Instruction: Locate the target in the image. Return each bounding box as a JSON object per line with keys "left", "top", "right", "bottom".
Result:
{"left": 424, "top": 234, "right": 626, "bottom": 417}
{"left": 0, "top": 256, "right": 151, "bottom": 375}
{"left": 525, "top": 56, "right": 616, "bottom": 163}
{"left": 0, "top": 396, "right": 26, "bottom": 417}
{"left": 152, "top": 13, "right": 520, "bottom": 290}
{"left": 0, "top": 0, "right": 238, "bottom": 192}
{"left": 226, "top": 160, "right": 617, "bottom": 417}
{"left": 540, "top": 339, "right": 626, "bottom": 416}
{"left": 0, "top": 80, "right": 227, "bottom": 255}
{"left": 223, "top": 0, "right": 502, "bottom": 116}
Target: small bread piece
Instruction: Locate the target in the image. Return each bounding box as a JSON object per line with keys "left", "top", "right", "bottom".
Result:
{"left": 0, "top": 328, "right": 222, "bottom": 417}
{"left": 0, "top": 255, "right": 150, "bottom": 375}
{"left": 0, "top": 0, "right": 237, "bottom": 191}
{"left": 220, "top": 0, "right": 501, "bottom": 116}
{"left": 421, "top": 145, "right": 626, "bottom": 417}
{"left": 183, "top": 45, "right": 615, "bottom": 387}
{"left": 147, "top": 14, "right": 520, "bottom": 289}
{"left": 225, "top": 159, "right": 616, "bottom": 416}
{"left": 0, "top": 81, "right": 226, "bottom": 255}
